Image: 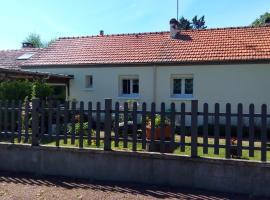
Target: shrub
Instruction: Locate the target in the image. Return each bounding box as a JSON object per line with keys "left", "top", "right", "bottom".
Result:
{"left": 32, "top": 81, "right": 53, "bottom": 100}
{"left": 0, "top": 80, "right": 32, "bottom": 101}
{"left": 68, "top": 122, "right": 95, "bottom": 135}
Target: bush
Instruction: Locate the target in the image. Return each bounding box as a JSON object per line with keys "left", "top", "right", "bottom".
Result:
{"left": 32, "top": 81, "right": 53, "bottom": 100}
{"left": 0, "top": 80, "right": 53, "bottom": 102}
{"left": 0, "top": 80, "right": 32, "bottom": 101}
{"left": 68, "top": 122, "right": 95, "bottom": 135}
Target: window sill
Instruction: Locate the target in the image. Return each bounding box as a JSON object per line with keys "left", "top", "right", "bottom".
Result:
{"left": 117, "top": 96, "right": 141, "bottom": 100}
{"left": 169, "top": 96, "right": 196, "bottom": 101}
{"left": 82, "top": 88, "right": 94, "bottom": 91}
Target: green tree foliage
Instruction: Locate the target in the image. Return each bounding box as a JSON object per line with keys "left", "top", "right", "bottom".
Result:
{"left": 23, "top": 33, "right": 56, "bottom": 48}
{"left": 32, "top": 81, "right": 53, "bottom": 100}
{"left": 252, "top": 12, "right": 270, "bottom": 26}
{"left": 178, "top": 15, "right": 207, "bottom": 30}
{"left": 0, "top": 80, "right": 53, "bottom": 102}
{"left": 178, "top": 17, "right": 192, "bottom": 30}
{"left": 0, "top": 80, "right": 32, "bottom": 101}
{"left": 192, "top": 16, "right": 207, "bottom": 29}
{"left": 23, "top": 33, "right": 44, "bottom": 48}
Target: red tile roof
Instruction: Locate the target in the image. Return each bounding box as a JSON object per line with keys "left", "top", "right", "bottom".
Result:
{"left": 0, "top": 48, "right": 40, "bottom": 69}
{"left": 23, "top": 26, "right": 270, "bottom": 66}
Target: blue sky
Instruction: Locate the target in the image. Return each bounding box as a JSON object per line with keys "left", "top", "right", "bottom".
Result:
{"left": 0, "top": 0, "right": 269, "bottom": 49}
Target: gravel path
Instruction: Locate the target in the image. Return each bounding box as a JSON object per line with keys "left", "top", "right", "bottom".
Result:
{"left": 0, "top": 172, "right": 267, "bottom": 200}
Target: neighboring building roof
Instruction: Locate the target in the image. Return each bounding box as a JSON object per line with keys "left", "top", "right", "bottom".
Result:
{"left": 0, "top": 67, "right": 73, "bottom": 79}
{"left": 0, "top": 48, "right": 73, "bottom": 80}
{"left": 0, "top": 48, "right": 40, "bottom": 69}
{"left": 23, "top": 26, "right": 270, "bottom": 67}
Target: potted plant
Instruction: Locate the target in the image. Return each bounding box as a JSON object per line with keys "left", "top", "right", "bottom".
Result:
{"left": 145, "top": 114, "right": 174, "bottom": 153}
{"left": 230, "top": 137, "right": 238, "bottom": 158}
{"left": 146, "top": 114, "right": 171, "bottom": 140}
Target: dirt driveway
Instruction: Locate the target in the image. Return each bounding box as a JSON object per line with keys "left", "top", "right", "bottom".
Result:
{"left": 0, "top": 172, "right": 267, "bottom": 200}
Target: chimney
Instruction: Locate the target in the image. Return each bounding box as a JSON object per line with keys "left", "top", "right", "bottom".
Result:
{"left": 169, "top": 18, "right": 180, "bottom": 39}
{"left": 100, "top": 30, "right": 104, "bottom": 36}
{"left": 265, "top": 17, "right": 270, "bottom": 25}
{"left": 22, "top": 42, "right": 34, "bottom": 48}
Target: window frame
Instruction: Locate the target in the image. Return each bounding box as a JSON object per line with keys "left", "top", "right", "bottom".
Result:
{"left": 170, "top": 74, "right": 194, "bottom": 99}
{"left": 85, "top": 75, "right": 93, "bottom": 89}
{"left": 119, "top": 75, "right": 139, "bottom": 98}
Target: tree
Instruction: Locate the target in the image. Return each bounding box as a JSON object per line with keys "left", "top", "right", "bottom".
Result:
{"left": 23, "top": 33, "right": 56, "bottom": 48}
{"left": 192, "top": 16, "right": 207, "bottom": 29}
{"left": 23, "top": 33, "right": 44, "bottom": 48}
{"left": 178, "top": 17, "right": 192, "bottom": 30}
{"left": 32, "top": 81, "right": 53, "bottom": 101}
{"left": 178, "top": 15, "right": 207, "bottom": 30}
{"left": 0, "top": 80, "right": 32, "bottom": 101}
{"left": 252, "top": 12, "right": 270, "bottom": 26}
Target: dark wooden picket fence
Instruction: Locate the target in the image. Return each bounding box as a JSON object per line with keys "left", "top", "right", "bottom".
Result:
{"left": 0, "top": 98, "right": 269, "bottom": 162}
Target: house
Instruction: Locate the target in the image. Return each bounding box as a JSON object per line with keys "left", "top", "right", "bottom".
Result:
{"left": 0, "top": 42, "right": 73, "bottom": 101}
{"left": 21, "top": 20, "right": 270, "bottom": 113}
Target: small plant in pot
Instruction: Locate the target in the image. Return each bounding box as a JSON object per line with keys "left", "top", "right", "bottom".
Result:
{"left": 230, "top": 137, "right": 238, "bottom": 158}
{"left": 146, "top": 114, "right": 171, "bottom": 140}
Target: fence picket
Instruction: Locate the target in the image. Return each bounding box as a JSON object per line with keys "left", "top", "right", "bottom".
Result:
{"left": 24, "top": 100, "right": 29, "bottom": 143}
{"left": 191, "top": 100, "right": 198, "bottom": 157}
{"left": 31, "top": 98, "right": 39, "bottom": 146}
{"left": 150, "top": 103, "right": 156, "bottom": 150}
{"left": 10, "top": 100, "right": 15, "bottom": 143}
{"left": 180, "top": 103, "right": 186, "bottom": 152}
{"left": 237, "top": 103, "right": 243, "bottom": 157}
{"left": 203, "top": 103, "right": 208, "bottom": 154}
{"left": 4, "top": 100, "right": 8, "bottom": 139}
{"left": 123, "top": 102, "right": 128, "bottom": 148}
{"left": 0, "top": 101, "right": 2, "bottom": 136}
{"left": 104, "top": 99, "right": 112, "bottom": 151}
{"left": 261, "top": 104, "right": 267, "bottom": 162}
{"left": 79, "top": 101, "right": 84, "bottom": 148}
{"left": 96, "top": 102, "right": 101, "bottom": 147}
{"left": 225, "top": 103, "right": 231, "bottom": 159}
{"left": 114, "top": 102, "right": 119, "bottom": 147}
{"left": 249, "top": 104, "right": 255, "bottom": 157}
{"left": 55, "top": 101, "right": 60, "bottom": 147}
{"left": 87, "top": 102, "right": 93, "bottom": 145}
{"left": 141, "top": 102, "right": 147, "bottom": 150}
{"left": 63, "top": 101, "right": 68, "bottom": 144}
{"left": 71, "top": 101, "right": 76, "bottom": 145}
{"left": 132, "top": 102, "right": 137, "bottom": 151}
{"left": 160, "top": 103, "right": 165, "bottom": 153}
{"left": 214, "top": 103, "right": 220, "bottom": 155}
{"left": 40, "top": 101, "right": 45, "bottom": 140}
{"left": 17, "top": 101, "right": 22, "bottom": 143}
{"left": 170, "top": 103, "right": 175, "bottom": 150}
{"left": 48, "top": 100, "right": 53, "bottom": 140}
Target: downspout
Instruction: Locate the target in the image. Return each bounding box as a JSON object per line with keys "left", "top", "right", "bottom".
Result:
{"left": 153, "top": 65, "right": 157, "bottom": 103}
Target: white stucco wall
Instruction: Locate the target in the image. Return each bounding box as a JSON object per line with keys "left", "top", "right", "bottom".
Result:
{"left": 24, "top": 63, "right": 270, "bottom": 114}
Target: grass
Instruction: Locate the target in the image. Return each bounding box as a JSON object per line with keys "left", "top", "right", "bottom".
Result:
{"left": 38, "top": 134, "right": 269, "bottom": 162}
{"left": 1, "top": 132, "right": 269, "bottom": 162}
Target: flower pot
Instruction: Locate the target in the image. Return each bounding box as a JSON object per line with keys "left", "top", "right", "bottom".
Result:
{"left": 146, "top": 126, "right": 171, "bottom": 140}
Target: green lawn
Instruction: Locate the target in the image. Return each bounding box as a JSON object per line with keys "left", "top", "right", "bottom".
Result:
{"left": 37, "top": 135, "right": 269, "bottom": 162}
{"left": 1, "top": 133, "right": 268, "bottom": 162}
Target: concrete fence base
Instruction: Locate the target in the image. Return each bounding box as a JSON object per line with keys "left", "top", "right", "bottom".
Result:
{"left": 0, "top": 143, "right": 269, "bottom": 197}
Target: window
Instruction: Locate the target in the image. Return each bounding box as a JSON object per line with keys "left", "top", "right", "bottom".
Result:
{"left": 17, "top": 53, "right": 35, "bottom": 60}
{"left": 171, "top": 75, "right": 193, "bottom": 98}
{"left": 120, "top": 76, "right": 139, "bottom": 97}
{"left": 85, "top": 75, "right": 93, "bottom": 88}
